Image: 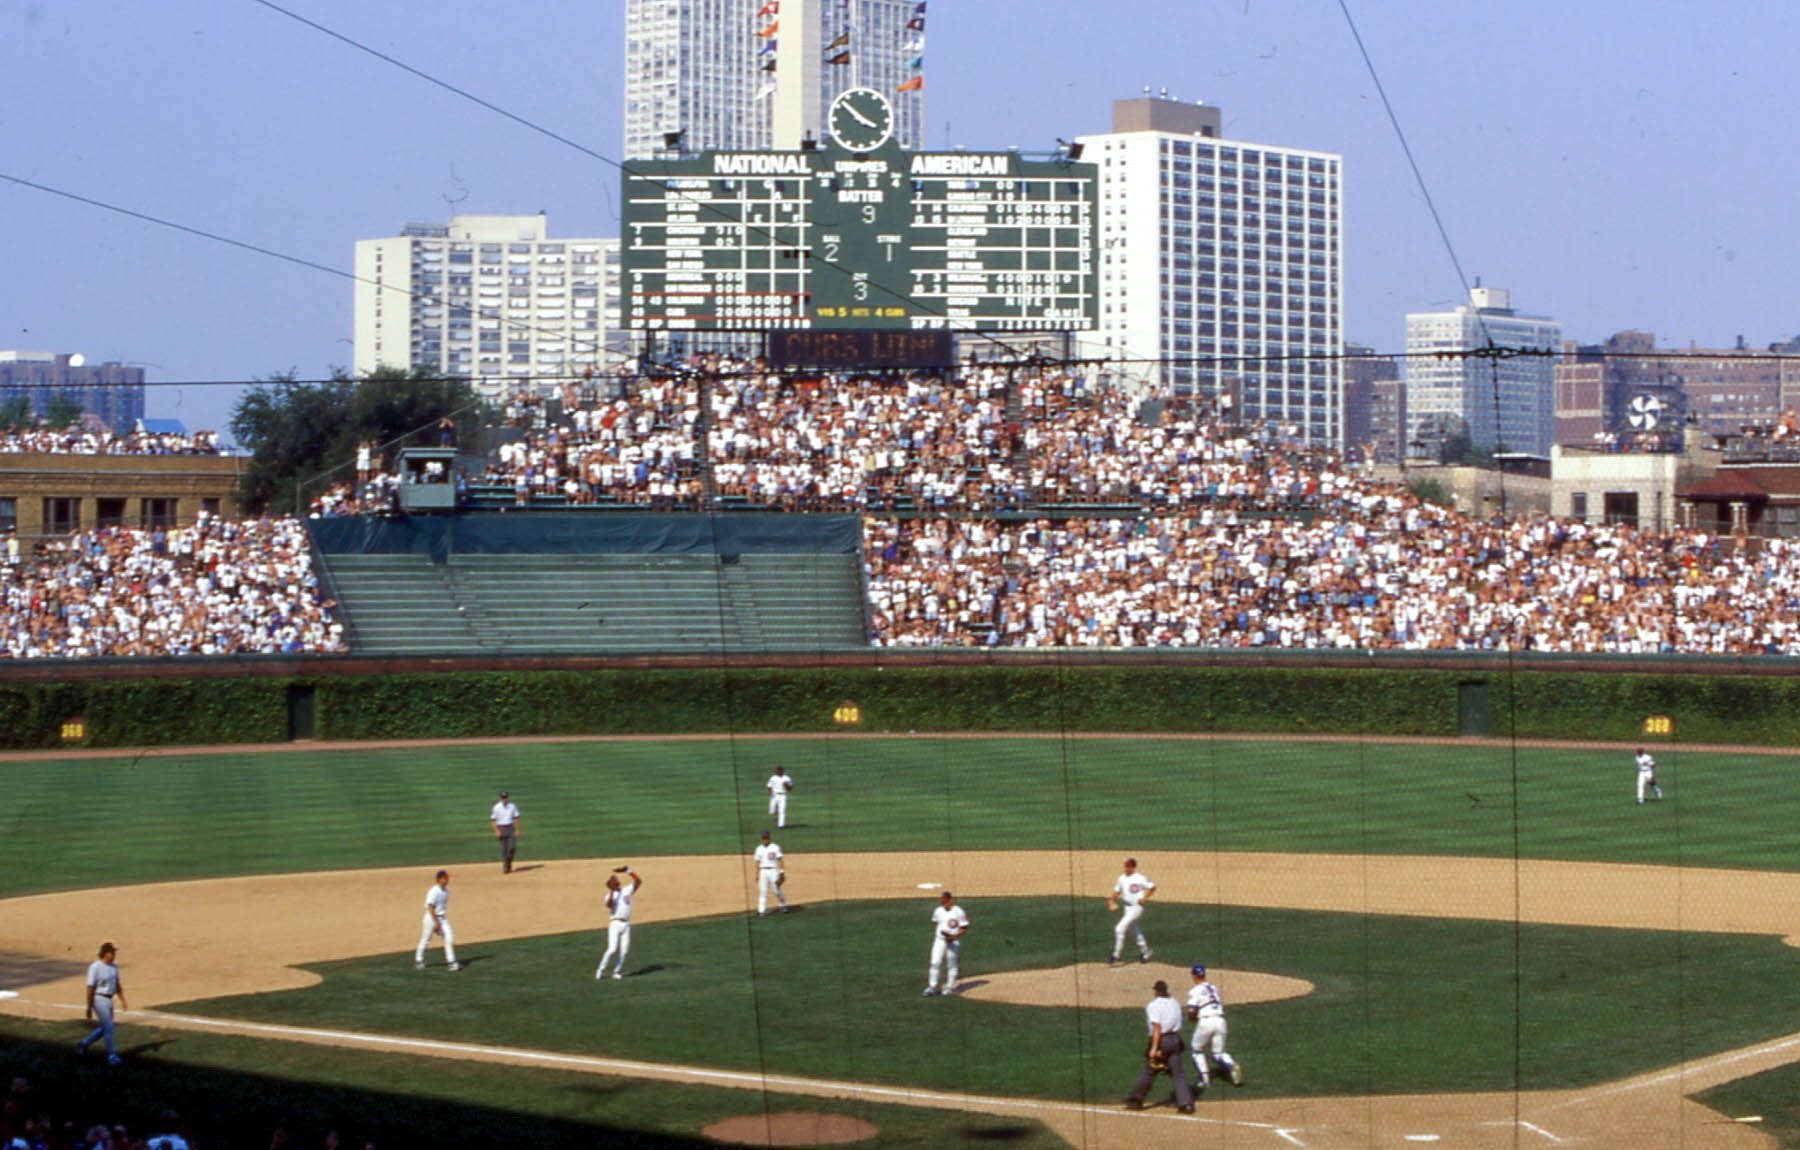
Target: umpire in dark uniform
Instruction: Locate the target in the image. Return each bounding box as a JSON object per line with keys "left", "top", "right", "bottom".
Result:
{"left": 1124, "top": 979, "right": 1195, "bottom": 1113}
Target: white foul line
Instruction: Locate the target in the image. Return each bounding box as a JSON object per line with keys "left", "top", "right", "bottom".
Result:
{"left": 14, "top": 998, "right": 1292, "bottom": 1138}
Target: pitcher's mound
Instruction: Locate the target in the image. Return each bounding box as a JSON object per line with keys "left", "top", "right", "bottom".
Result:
{"left": 702, "top": 1112, "right": 878, "bottom": 1146}
{"left": 957, "top": 962, "right": 1314, "bottom": 1009}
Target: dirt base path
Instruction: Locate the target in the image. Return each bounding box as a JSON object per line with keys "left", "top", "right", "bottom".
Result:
{"left": 3, "top": 849, "right": 1792, "bottom": 1148}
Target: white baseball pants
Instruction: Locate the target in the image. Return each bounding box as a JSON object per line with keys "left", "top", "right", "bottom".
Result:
{"left": 769, "top": 793, "right": 788, "bottom": 827}
{"left": 1113, "top": 904, "right": 1148, "bottom": 959}
{"left": 598, "top": 919, "right": 631, "bottom": 976}
{"left": 1190, "top": 1014, "right": 1235, "bottom": 1082}
{"left": 416, "top": 914, "right": 457, "bottom": 966}
{"left": 927, "top": 935, "right": 960, "bottom": 991}
{"left": 758, "top": 869, "right": 787, "bottom": 914}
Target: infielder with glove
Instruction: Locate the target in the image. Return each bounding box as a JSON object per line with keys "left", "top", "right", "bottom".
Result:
{"left": 1107, "top": 857, "right": 1156, "bottom": 965}
{"left": 596, "top": 866, "right": 642, "bottom": 980}
{"left": 921, "top": 890, "right": 969, "bottom": 996}
{"left": 414, "top": 870, "right": 460, "bottom": 971}
{"left": 754, "top": 831, "right": 788, "bottom": 915}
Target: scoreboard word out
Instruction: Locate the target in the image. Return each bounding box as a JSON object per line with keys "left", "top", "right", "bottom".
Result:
{"left": 623, "top": 88, "right": 1098, "bottom": 334}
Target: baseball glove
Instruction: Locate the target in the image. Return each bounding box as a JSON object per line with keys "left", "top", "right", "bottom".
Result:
{"left": 776, "top": 870, "right": 787, "bottom": 887}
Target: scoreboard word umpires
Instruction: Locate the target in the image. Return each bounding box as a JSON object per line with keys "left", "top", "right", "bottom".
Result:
{"left": 623, "top": 88, "right": 1098, "bottom": 334}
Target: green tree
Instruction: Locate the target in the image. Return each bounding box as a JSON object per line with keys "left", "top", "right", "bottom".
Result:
{"left": 0, "top": 395, "right": 32, "bottom": 428}
{"left": 229, "top": 366, "right": 483, "bottom": 514}
{"left": 43, "top": 393, "right": 84, "bottom": 428}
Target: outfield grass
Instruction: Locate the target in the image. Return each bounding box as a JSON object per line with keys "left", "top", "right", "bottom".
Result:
{"left": 0, "top": 1015, "right": 1064, "bottom": 1149}
{"left": 173, "top": 897, "right": 1800, "bottom": 1100}
{"left": 10, "top": 736, "right": 1800, "bottom": 898}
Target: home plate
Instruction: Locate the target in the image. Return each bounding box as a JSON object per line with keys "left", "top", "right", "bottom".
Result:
{"left": 1403, "top": 1137, "right": 1439, "bottom": 1143}
{"left": 915, "top": 882, "right": 943, "bottom": 890}
{"left": 0, "top": 991, "right": 18, "bottom": 1000}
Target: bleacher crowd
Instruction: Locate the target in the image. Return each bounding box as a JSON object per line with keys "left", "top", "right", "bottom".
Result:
{"left": 0, "top": 428, "right": 221, "bottom": 455}
{"left": 9, "top": 360, "right": 1800, "bottom": 658}
{"left": 0, "top": 515, "right": 342, "bottom": 658}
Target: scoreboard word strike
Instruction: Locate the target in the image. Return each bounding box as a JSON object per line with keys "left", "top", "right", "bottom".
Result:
{"left": 624, "top": 89, "right": 1098, "bottom": 333}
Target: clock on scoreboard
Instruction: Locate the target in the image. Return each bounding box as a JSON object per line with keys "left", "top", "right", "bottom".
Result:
{"left": 623, "top": 88, "right": 1098, "bottom": 333}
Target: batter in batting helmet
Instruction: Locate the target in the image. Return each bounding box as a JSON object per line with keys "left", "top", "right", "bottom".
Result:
{"left": 1191, "top": 963, "right": 1207, "bottom": 978}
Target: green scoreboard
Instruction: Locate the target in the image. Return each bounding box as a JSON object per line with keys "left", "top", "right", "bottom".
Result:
{"left": 623, "top": 88, "right": 1098, "bottom": 334}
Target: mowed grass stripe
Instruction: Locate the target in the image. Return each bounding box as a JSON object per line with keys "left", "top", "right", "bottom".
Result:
{"left": 173, "top": 898, "right": 1800, "bottom": 1099}
{"left": 12, "top": 737, "right": 1800, "bottom": 897}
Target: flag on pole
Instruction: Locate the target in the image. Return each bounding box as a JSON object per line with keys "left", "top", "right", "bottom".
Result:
{"left": 756, "top": 20, "right": 778, "bottom": 36}
{"left": 826, "top": 30, "right": 850, "bottom": 49}
{"left": 757, "top": 0, "right": 778, "bottom": 14}
{"left": 896, "top": 74, "right": 922, "bottom": 92}
{"left": 826, "top": 50, "right": 850, "bottom": 64}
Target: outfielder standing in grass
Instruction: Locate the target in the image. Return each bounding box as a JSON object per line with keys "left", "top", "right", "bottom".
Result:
{"left": 596, "top": 866, "right": 641, "bottom": 980}
{"left": 76, "top": 941, "right": 126, "bottom": 1065}
{"left": 1636, "top": 747, "right": 1663, "bottom": 804}
{"left": 754, "top": 831, "right": 788, "bottom": 916}
{"left": 415, "top": 870, "right": 460, "bottom": 971}
{"left": 489, "top": 790, "right": 521, "bottom": 874}
{"left": 765, "top": 765, "right": 794, "bottom": 828}
{"left": 1108, "top": 858, "right": 1156, "bottom": 965}
{"left": 921, "top": 890, "right": 969, "bottom": 996}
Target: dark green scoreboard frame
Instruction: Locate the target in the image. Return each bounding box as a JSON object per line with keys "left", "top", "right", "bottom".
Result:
{"left": 622, "top": 140, "right": 1098, "bottom": 333}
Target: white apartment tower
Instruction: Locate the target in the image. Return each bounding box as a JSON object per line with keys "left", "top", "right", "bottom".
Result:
{"left": 623, "top": 0, "right": 925, "bottom": 159}
{"left": 353, "top": 215, "right": 623, "bottom": 395}
{"left": 1078, "top": 97, "right": 1345, "bottom": 445}
{"left": 1404, "top": 286, "right": 1561, "bottom": 457}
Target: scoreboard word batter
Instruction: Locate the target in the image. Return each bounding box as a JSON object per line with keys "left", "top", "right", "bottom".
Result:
{"left": 623, "top": 87, "right": 1098, "bottom": 333}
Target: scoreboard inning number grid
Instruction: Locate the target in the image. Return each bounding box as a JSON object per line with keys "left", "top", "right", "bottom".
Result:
{"left": 624, "top": 93, "right": 1098, "bottom": 335}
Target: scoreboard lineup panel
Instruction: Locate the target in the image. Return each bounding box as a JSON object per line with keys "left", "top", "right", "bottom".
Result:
{"left": 622, "top": 143, "right": 1098, "bottom": 332}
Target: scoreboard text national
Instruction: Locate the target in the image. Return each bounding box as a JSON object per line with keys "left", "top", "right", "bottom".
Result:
{"left": 624, "top": 89, "right": 1098, "bottom": 334}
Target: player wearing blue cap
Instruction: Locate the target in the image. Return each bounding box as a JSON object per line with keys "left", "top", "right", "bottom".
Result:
{"left": 1185, "top": 963, "right": 1243, "bottom": 1089}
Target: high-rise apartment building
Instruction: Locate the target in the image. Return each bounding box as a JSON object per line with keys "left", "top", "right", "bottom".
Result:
{"left": 1077, "top": 97, "right": 1345, "bottom": 445}
{"left": 0, "top": 352, "right": 145, "bottom": 432}
{"left": 623, "top": 0, "right": 925, "bottom": 160}
{"left": 1404, "top": 287, "right": 1561, "bottom": 458}
{"left": 353, "top": 216, "right": 624, "bottom": 395}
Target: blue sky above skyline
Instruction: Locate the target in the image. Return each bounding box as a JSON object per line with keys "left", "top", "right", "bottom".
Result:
{"left": 3, "top": 1, "right": 1796, "bottom": 433}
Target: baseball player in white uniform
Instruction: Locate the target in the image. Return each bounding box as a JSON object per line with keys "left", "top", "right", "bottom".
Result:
{"left": 1185, "top": 963, "right": 1243, "bottom": 1088}
{"left": 490, "top": 790, "right": 521, "bottom": 873}
{"left": 596, "top": 866, "right": 642, "bottom": 979}
{"left": 922, "top": 890, "right": 970, "bottom": 996}
{"left": 415, "top": 870, "right": 460, "bottom": 971}
{"left": 754, "top": 831, "right": 788, "bottom": 915}
{"left": 1636, "top": 747, "right": 1663, "bottom": 804}
{"left": 766, "top": 765, "right": 794, "bottom": 828}
{"left": 77, "top": 941, "right": 126, "bottom": 1065}
{"left": 1108, "top": 858, "right": 1156, "bottom": 965}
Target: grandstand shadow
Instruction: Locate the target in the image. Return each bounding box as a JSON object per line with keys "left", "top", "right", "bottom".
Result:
{"left": 0, "top": 1019, "right": 714, "bottom": 1149}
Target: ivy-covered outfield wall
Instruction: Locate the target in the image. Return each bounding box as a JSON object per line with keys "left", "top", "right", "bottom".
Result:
{"left": 4, "top": 663, "right": 1800, "bottom": 749}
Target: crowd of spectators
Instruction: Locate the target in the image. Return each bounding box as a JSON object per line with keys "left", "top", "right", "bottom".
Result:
{"left": 475, "top": 374, "right": 703, "bottom": 507}
{"left": 864, "top": 504, "right": 1800, "bottom": 655}
{"left": 1, "top": 1073, "right": 374, "bottom": 1149}
{"left": 0, "top": 515, "right": 342, "bottom": 658}
{"left": 468, "top": 360, "right": 1364, "bottom": 515}
{"left": 0, "top": 428, "right": 221, "bottom": 456}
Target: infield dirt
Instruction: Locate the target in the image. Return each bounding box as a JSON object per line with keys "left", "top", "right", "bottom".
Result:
{"left": 2, "top": 847, "right": 1795, "bottom": 1147}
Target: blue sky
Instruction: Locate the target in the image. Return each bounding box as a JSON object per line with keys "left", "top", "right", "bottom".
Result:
{"left": 4, "top": 1, "right": 1797, "bottom": 434}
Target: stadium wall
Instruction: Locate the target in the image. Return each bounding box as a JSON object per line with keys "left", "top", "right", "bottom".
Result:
{"left": 4, "top": 655, "right": 1800, "bottom": 749}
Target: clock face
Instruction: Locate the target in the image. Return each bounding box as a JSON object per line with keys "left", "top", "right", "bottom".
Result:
{"left": 828, "top": 87, "right": 893, "bottom": 152}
